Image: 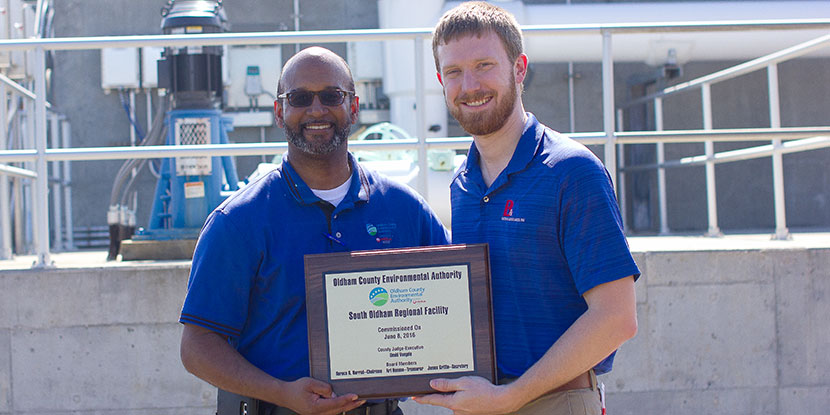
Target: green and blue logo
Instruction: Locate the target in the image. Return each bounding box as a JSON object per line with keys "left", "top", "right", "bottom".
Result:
{"left": 369, "top": 287, "right": 388, "bottom": 306}
{"left": 366, "top": 223, "right": 378, "bottom": 236}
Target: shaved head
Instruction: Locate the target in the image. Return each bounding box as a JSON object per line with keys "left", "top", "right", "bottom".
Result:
{"left": 277, "top": 46, "right": 355, "bottom": 95}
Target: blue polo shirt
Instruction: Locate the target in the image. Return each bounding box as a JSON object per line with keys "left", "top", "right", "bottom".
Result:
{"left": 451, "top": 114, "right": 639, "bottom": 378}
{"left": 180, "top": 153, "right": 449, "bottom": 381}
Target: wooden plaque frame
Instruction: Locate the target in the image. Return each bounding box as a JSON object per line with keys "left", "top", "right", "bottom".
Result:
{"left": 304, "top": 243, "right": 495, "bottom": 399}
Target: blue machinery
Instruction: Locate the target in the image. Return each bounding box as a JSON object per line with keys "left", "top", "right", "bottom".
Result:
{"left": 143, "top": 109, "right": 238, "bottom": 237}
{"left": 107, "top": 0, "right": 238, "bottom": 259}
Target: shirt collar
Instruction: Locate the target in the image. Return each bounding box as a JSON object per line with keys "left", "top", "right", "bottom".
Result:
{"left": 461, "top": 113, "right": 542, "bottom": 192}
{"left": 280, "top": 152, "right": 370, "bottom": 209}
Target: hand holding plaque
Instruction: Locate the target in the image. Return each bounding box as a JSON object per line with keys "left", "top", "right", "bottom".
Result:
{"left": 304, "top": 244, "right": 495, "bottom": 398}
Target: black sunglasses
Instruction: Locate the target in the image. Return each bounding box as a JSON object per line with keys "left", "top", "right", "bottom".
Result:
{"left": 277, "top": 89, "right": 354, "bottom": 107}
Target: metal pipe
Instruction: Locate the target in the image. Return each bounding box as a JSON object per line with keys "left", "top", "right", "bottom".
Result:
{"left": 50, "top": 112, "right": 62, "bottom": 251}
{"left": 655, "top": 97, "right": 669, "bottom": 235}
{"left": 624, "top": 32, "right": 830, "bottom": 109}
{"left": 701, "top": 83, "right": 720, "bottom": 236}
{"left": 61, "top": 120, "right": 74, "bottom": 249}
{"left": 12, "top": 176, "right": 22, "bottom": 254}
{"left": 616, "top": 108, "right": 627, "bottom": 230}
{"left": 767, "top": 63, "right": 789, "bottom": 240}
{"left": 128, "top": 89, "right": 137, "bottom": 211}
{"left": 24, "top": 83, "right": 35, "bottom": 253}
{"left": 293, "top": 0, "right": 300, "bottom": 54}
{"left": 0, "top": 19, "right": 826, "bottom": 52}
{"left": 601, "top": 29, "right": 617, "bottom": 191}
{"left": 0, "top": 72, "right": 52, "bottom": 108}
{"left": 3, "top": 127, "right": 829, "bottom": 164}
{"left": 0, "top": 81, "right": 10, "bottom": 259}
{"left": 33, "top": 46, "right": 51, "bottom": 267}
{"left": 620, "top": 136, "right": 830, "bottom": 171}
{"left": 414, "top": 36, "right": 428, "bottom": 198}
{"left": 568, "top": 62, "right": 576, "bottom": 133}
{"left": 0, "top": 164, "right": 36, "bottom": 178}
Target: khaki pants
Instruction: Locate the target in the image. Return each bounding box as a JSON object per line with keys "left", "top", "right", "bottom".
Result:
{"left": 506, "top": 370, "right": 602, "bottom": 415}
{"left": 513, "top": 388, "right": 601, "bottom": 415}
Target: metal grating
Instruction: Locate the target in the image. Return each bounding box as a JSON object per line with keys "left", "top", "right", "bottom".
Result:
{"left": 174, "top": 117, "right": 212, "bottom": 176}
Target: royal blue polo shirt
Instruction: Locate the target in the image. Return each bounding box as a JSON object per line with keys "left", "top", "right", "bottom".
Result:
{"left": 180, "top": 153, "right": 449, "bottom": 381}
{"left": 450, "top": 113, "right": 640, "bottom": 378}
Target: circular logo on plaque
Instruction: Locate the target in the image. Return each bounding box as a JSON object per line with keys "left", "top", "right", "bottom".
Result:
{"left": 366, "top": 224, "right": 378, "bottom": 236}
{"left": 369, "top": 287, "right": 388, "bottom": 306}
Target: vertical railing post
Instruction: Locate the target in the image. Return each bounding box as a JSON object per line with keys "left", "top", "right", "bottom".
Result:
{"left": 701, "top": 83, "right": 721, "bottom": 237}
{"left": 0, "top": 82, "right": 11, "bottom": 259}
{"left": 24, "top": 89, "right": 35, "bottom": 251}
{"left": 601, "top": 29, "right": 617, "bottom": 193}
{"left": 49, "top": 112, "right": 63, "bottom": 251}
{"left": 616, "top": 108, "right": 627, "bottom": 230}
{"left": 61, "top": 120, "right": 75, "bottom": 249}
{"left": 767, "top": 63, "right": 789, "bottom": 240}
{"left": 33, "top": 46, "right": 52, "bottom": 267}
{"left": 655, "top": 97, "right": 669, "bottom": 235}
{"left": 414, "top": 35, "right": 428, "bottom": 198}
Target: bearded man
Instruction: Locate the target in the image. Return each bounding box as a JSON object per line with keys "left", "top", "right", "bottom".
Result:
{"left": 179, "top": 46, "right": 448, "bottom": 415}
{"left": 414, "top": 3, "right": 640, "bottom": 415}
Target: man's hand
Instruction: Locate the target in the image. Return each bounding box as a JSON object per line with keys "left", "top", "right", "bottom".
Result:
{"left": 278, "top": 377, "right": 365, "bottom": 415}
{"left": 412, "top": 376, "right": 521, "bottom": 415}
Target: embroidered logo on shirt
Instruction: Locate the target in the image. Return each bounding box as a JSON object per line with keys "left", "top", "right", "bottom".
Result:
{"left": 501, "top": 199, "right": 526, "bottom": 223}
{"left": 371, "top": 223, "right": 397, "bottom": 244}
{"left": 503, "top": 200, "right": 514, "bottom": 217}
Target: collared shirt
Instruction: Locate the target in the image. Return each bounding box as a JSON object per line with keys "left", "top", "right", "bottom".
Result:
{"left": 451, "top": 113, "right": 640, "bottom": 377}
{"left": 181, "top": 153, "right": 449, "bottom": 381}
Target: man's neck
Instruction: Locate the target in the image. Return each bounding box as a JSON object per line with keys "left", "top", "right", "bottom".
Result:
{"left": 473, "top": 108, "right": 528, "bottom": 188}
{"left": 286, "top": 146, "right": 351, "bottom": 190}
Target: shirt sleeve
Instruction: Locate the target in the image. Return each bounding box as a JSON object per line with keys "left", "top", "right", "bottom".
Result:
{"left": 179, "top": 210, "right": 262, "bottom": 339}
{"left": 558, "top": 156, "right": 640, "bottom": 295}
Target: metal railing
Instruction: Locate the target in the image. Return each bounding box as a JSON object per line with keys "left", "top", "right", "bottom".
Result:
{"left": 618, "top": 32, "right": 830, "bottom": 239}
{"left": 1, "top": 20, "right": 830, "bottom": 266}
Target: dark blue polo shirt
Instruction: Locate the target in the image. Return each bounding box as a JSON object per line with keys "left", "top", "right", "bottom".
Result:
{"left": 181, "top": 153, "right": 449, "bottom": 381}
{"left": 450, "top": 114, "right": 639, "bottom": 377}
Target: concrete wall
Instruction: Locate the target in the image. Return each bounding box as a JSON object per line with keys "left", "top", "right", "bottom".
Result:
{"left": 1, "top": 246, "right": 828, "bottom": 414}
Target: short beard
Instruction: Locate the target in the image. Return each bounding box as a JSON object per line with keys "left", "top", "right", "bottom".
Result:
{"left": 449, "top": 76, "right": 518, "bottom": 137}
{"left": 285, "top": 122, "right": 351, "bottom": 155}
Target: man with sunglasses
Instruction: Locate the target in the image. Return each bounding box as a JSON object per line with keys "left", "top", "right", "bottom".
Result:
{"left": 179, "top": 47, "right": 449, "bottom": 415}
{"left": 413, "top": 3, "right": 639, "bottom": 415}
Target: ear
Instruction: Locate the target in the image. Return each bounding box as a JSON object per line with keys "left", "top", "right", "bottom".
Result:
{"left": 436, "top": 72, "right": 443, "bottom": 86}
{"left": 349, "top": 95, "right": 359, "bottom": 124}
{"left": 274, "top": 100, "right": 285, "bottom": 128}
{"left": 514, "top": 54, "right": 528, "bottom": 84}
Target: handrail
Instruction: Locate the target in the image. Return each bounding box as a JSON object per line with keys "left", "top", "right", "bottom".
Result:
{"left": 3, "top": 127, "right": 829, "bottom": 162}
{"left": 1, "top": 20, "right": 829, "bottom": 265}
{"left": 0, "top": 163, "right": 36, "bottom": 179}
{"left": 623, "top": 32, "right": 830, "bottom": 108}
{"left": 620, "top": 136, "right": 830, "bottom": 171}
{"left": 0, "top": 19, "right": 828, "bottom": 51}
{"left": 0, "top": 73, "right": 53, "bottom": 109}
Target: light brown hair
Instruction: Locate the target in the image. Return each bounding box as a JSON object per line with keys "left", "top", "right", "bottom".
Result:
{"left": 432, "top": 1, "right": 523, "bottom": 72}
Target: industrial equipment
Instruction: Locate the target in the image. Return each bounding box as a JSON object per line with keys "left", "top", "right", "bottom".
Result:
{"left": 107, "top": 0, "right": 239, "bottom": 260}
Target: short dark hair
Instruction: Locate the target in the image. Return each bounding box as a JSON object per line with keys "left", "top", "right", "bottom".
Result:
{"left": 432, "top": 1, "right": 523, "bottom": 72}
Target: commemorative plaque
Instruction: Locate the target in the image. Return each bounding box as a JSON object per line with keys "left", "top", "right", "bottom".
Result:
{"left": 304, "top": 244, "right": 495, "bottom": 399}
